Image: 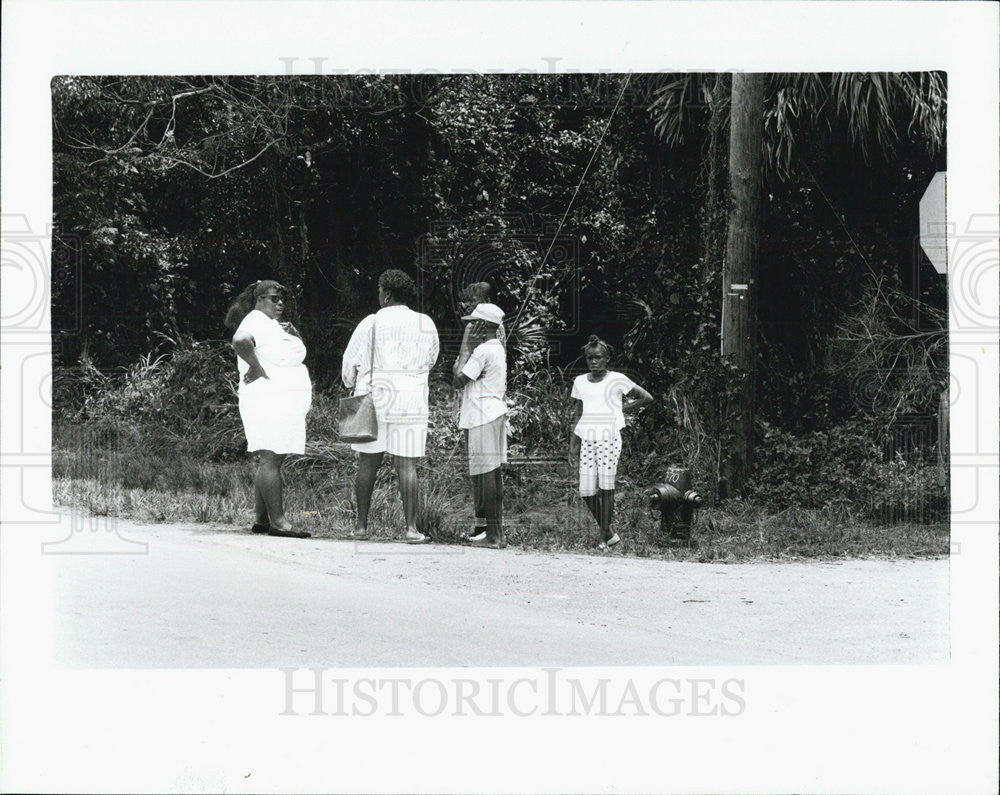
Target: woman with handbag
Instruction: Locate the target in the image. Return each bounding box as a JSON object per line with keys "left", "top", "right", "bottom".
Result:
{"left": 225, "top": 279, "right": 312, "bottom": 539}
{"left": 341, "top": 269, "right": 439, "bottom": 543}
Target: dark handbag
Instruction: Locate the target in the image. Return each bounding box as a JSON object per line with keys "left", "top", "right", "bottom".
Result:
{"left": 338, "top": 318, "right": 379, "bottom": 443}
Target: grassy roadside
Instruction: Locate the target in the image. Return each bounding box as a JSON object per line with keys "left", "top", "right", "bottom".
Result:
{"left": 53, "top": 443, "right": 949, "bottom": 562}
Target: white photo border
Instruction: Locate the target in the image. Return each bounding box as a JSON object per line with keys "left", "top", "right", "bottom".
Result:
{"left": 2, "top": 1, "right": 998, "bottom": 792}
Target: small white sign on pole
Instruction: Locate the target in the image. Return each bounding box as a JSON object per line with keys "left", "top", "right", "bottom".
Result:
{"left": 919, "top": 171, "right": 947, "bottom": 275}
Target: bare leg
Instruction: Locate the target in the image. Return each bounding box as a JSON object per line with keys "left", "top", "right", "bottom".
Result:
{"left": 466, "top": 431, "right": 487, "bottom": 536}
{"left": 354, "top": 451, "right": 384, "bottom": 534}
{"left": 471, "top": 470, "right": 487, "bottom": 534}
{"left": 471, "top": 472, "right": 487, "bottom": 536}
{"left": 470, "top": 467, "right": 504, "bottom": 547}
{"left": 390, "top": 455, "right": 422, "bottom": 537}
{"left": 488, "top": 466, "right": 504, "bottom": 544}
{"left": 598, "top": 488, "right": 615, "bottom": 541}
{"left": 255, "top": 451, "right": 290, "bottom": 531}
{"left": 472, "top": 482, "right": 486, "bottom": 532}
{"left": 580, "top": 445, "right": 600, "bottom": 529}
{"left": 253, "top": 477, "right": 268, "bottom": 525}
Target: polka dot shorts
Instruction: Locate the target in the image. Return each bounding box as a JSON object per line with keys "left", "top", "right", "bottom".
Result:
{"left": 578, "top": 434, "right": 623, "bottom": 496}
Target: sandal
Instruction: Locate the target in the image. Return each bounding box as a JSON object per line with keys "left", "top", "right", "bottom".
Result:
{"left": 469, "top": 536, "right": 502, "bottom": 549}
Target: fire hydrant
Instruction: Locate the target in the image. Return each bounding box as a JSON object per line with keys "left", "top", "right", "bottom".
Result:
{"left": 647, "top": 467, "right": 703, "bottom": 542}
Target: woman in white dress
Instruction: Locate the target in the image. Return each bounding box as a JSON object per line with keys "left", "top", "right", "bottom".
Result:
{"left": 224, "top": 280, "right": 312, "bottom": 539}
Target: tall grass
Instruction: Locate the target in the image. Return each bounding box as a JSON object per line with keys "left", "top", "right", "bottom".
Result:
{"left": 53, "top": 439, "right": 949, "bottom": 560}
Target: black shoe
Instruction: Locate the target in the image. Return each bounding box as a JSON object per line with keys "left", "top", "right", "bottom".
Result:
{"left": 267, "top": 527, "right": 311, "bottom": 539}
{"left": 250, "top": 523, "right": 270, "bottom": 534}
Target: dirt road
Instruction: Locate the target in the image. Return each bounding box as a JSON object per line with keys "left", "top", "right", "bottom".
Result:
{"left": 49, "top": 518, "right": 948, "bottom": 667}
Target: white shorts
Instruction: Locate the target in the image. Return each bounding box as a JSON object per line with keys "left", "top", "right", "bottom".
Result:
{"left": 578, "top": 434, "right": 622, "bottom": 496}
{"left": 466, "top": 415, "right": 508, "bottom": 476}
{"left": 351, "top": 420, "right": 428, "bottom": 458}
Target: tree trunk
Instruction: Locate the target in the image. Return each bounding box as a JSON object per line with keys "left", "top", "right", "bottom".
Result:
{"left": 720, "top": 72, "right": 765, "bottom": 495}
{"left": 700, "top": 73, "right": 729, "bottom": 295}
{"left": 694, "top": 73, "right": 730, "bottom": 497}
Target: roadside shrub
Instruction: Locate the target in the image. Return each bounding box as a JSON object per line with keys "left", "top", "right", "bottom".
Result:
{"left": 60, "top": 337, "right": 244, "bottom": 461}
{"left": 505, "top": 365, "right": 573, "bottom": 457}
{"left": 747, "top": 419, "right": 947, "bottom": 522}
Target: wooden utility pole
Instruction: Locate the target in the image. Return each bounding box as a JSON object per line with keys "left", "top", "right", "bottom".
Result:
{"left": 720, "top": 72, "right": 765, "bottom": 495}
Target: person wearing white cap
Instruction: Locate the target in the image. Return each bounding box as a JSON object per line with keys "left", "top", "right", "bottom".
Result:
{"left": 453, "top": 302, "right": 508, "bottom": 548}
{"left": 457, "top": 282, "right": 505, "bottom": 353}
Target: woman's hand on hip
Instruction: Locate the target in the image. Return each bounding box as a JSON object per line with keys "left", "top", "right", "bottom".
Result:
{"left": 244, "top": 363, "right": 269, "bottom": 384}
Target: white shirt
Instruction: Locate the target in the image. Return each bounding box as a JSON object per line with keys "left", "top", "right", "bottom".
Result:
{"left": 571, "top": 371, "right": 638, "bottom": 441}
{"left": 459, "top": 338, "right": 507, "bottom": 429}
{"left": 235, "top": 310, "right": 310, "bottom": 391}
{"left": 342, "top": 305, "right": 439, "bottom": 420}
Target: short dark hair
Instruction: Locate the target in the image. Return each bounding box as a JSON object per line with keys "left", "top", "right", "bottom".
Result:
{"left": 378, "top": 269, "right": 417, "bottom": 306}
{"left": 462, "top": 281, "right": 493, "bottom": 304}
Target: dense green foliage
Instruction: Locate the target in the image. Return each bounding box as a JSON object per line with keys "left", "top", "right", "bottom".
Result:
{"left": 52, "top": 73, "right": 948, "bottom": 518}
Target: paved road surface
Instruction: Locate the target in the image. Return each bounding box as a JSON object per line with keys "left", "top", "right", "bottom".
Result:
{"left": 49, "top": 518, "right": 949, "bottom": 667}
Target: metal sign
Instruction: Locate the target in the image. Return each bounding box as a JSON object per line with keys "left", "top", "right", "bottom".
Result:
{"left": 919, "top": 171, "right": 947, "bottom": 275}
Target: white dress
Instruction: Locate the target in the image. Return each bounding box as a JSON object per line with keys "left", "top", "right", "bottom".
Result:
{"left": 235, "top": 309, "right": 312, "bottom": 454}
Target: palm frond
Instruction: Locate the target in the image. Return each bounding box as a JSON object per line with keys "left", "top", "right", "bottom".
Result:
{"left": 765, "top": 72, "right": 945, "bottom": 178}
{"left": 648, "top": 74, "right": 723, "bottom": 146}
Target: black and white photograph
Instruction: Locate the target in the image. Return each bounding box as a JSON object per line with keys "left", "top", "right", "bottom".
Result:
{"left": 2, "top": 2, "right": 997, "bottom": 793}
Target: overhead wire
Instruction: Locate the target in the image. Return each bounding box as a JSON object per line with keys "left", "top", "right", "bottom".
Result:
{"left": 508, "top": 73, "right": 633, "bottom": 330}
